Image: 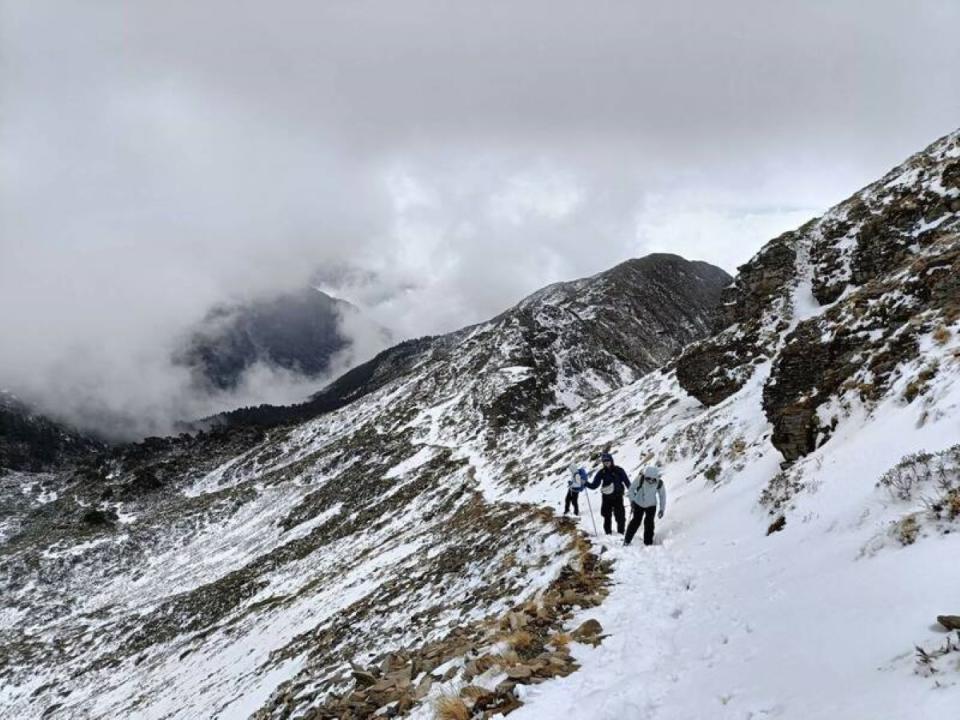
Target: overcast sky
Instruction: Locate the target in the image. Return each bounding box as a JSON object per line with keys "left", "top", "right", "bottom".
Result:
{"left": 2, "top": 0, "right": 959, "bottom": 436}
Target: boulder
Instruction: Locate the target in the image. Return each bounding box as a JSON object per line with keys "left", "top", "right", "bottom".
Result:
{"left": 81, "top": 507, "right": 118, "bottom": 527}
{"left": 350, "top": 668, "right": 377, "bottom": 688}
{"left": 937, "top": 615, "right": 960, "bottom": 631}
{"left": 571, "top": 619, "right": 603, "bottom": 642}
{"left": 505, "top": 665, "right": 533, "bottom": 679}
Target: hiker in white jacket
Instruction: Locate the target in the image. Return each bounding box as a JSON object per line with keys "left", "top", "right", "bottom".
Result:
{"left": 624, "top": 466, "right": 666, "bottom": 546}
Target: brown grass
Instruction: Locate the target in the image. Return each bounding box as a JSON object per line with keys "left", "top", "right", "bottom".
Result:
{"left": 434, "top": 694, "right": 470, "bottom": 720}
{"left": 460, "top": 685, "right": 489, "bottom": 701}
{"left": 492, "top": 650, "right": 520, "bottom": 669}
{"left": 729, "top": 438, "right": 747, "bottom": 457}
{"left": 947, "top": 489, "right": 960, "bottom": 520}
{"left": 856, "top": 382, "right": 880, "bottom": 402}
{"left": 504, "top": 629, "right": 535, "bottom": 651}
{"left": 933, "top": 325, "right": 952, "bottom": 345}
{"left": 897, "top": 515, "right": 920, "bottom": 546}
{"left": 549, "top": 632, "right": 571, "bottom": 649}
{"left": 471, "top": 654, "right": 498, "bottom": 675}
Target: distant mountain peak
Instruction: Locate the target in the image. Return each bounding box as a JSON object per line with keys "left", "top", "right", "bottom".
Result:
{"left": 176, "top": 285, "right": 389, "bottom": 393}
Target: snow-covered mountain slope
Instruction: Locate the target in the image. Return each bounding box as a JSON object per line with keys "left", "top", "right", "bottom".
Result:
{"left": 0, "top": 255, "right": 727, "bottom": 719}
{"left": 3, "top": 127, "right": 958, "bottom": 719}
{"left": 209, "top": 254, "right": 730, "bottom": 432}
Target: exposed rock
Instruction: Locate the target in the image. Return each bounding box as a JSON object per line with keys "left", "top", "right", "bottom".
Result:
{"left": 675, "top": 330, "right": 765, "bottom": 407}
{"left": 505, "top": 665, "right": 533, "bottom": 680}
{"left": 678, "top": 129, "right": 960, "bottom": 450}
{"left": 715, "top": 234, "right": 799, "bottom": 330}
{"left": 80, "top": 508, "right": 118, "bottom": 527}
{"left": 350, "top": 667, "right": 378, "bottom": 688}
{"left": 571, "top": 619, "right": 604, "bottom": 643}
{"left": 937, "top": 615, "right": 960, "bottom": 631}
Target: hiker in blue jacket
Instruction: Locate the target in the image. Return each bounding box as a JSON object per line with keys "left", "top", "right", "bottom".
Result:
{"left": 586, "top": 452, "right": 631, "bottom": 534}
{"left": 624, "top": 465, "right": 667, "bottom": 546}
{"left": 564, "top": 465, "right": 588, "bottom": 516}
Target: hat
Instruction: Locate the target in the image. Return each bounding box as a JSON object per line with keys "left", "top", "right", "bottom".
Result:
{"left": 600, "top": 452, "right": 614, "bottom": 463}
{"left": 643, "top": 466, "right": 662, "bottom": 480}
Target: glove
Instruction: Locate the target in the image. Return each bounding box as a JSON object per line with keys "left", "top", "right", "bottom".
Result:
{"left": 658, "top": 510, "right": 664, "bottom": 519}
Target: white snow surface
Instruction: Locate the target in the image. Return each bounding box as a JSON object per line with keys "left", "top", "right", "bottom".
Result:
{"left": 496, "top": 361, "right": 960, "bottom": 720}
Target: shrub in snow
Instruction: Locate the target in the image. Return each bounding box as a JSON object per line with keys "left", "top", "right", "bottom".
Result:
{"left": 914, "top": 632, "right": 960, "bottom": 678}
{"left": 902, "top": 362, "right": 939, "bottom": 404}
{"left": 433, "top": 694, "right": 470, "bottom": 720}
{"left": 877, "top": 445, "right": 960, "bottom": 546}
{"left": 502, "top": 630, "right": 536, "bottom": 654}
{"left": 932, "top": 324, "right": 952, "bottom": 345}
{"left": 896, "top": 515, "right": 920, "bottom": 546}
{"left": 876, "top": 446, "right": 960, "bottom": 502}
{"left": 877, "top": 451, "right": 937, "bottom": 501}
{"left": 759, "top": 469, "right": 804, "bottom": 513}
{"left": 702, "top": 462, "right": 722, "bottom": 483}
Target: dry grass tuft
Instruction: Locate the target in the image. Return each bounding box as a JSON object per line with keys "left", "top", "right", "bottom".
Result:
{"left": 897, "top": 515, "right": 920, "bottom": 545}
{"left": 434, "top": 694, "right": 470, "bottom": 720}
{"left": 471, "top": 654, "right": 498, "bottom": 675}
{"left": 947, "top": 489, "right": 960, "bottom": 520}
{"left": 492, "top": 650, "right": 520, "bottom": 669}
{"left": 460, "top": 685, "right": 489, "bottom": 701}
{"left": 549, "top": 632, "right": 572, "bottom": 649}
{"left": 504, "top": 630, "right": 535, "bottom": 651}
{"left": 932, "top": 325, "right": 952, "bottom": 345}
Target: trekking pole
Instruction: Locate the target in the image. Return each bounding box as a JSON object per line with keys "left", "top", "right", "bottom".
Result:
{"left": 583, "top": 487, "right": 599, "bottom": 537}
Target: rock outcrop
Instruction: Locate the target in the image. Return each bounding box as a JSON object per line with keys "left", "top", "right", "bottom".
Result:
{"left": 676, "top": 128, "right": 960, "bottom": 463}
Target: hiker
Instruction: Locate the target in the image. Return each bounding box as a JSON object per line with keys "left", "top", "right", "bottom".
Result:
{"left": 586, "top": 452, "right": 630, "bottom": 534}
{"left": 564, "top": 465, "right": 588, "bottom": 516}
{"left": 624, "top": 465, "right": 666, "bottom": 546}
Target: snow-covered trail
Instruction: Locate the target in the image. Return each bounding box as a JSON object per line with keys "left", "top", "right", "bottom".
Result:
{"left": 508, "top": 524, "right": 946, "bottom": 720}
{"left": 510, "top": 536, "right": 698, "bottom": 720}
{"left": 503, "top": 459, "right": 960, "bottom": 720}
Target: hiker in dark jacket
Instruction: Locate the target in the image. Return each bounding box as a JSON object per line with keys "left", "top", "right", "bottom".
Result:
{"left": 586, "top": 452, "right": 631, "bottom": 534}
{"left": 624, "top": 465, "right": 667, "bottom": 546}
{"left": 564, "top": 465, "right": 587, "bottom": 516}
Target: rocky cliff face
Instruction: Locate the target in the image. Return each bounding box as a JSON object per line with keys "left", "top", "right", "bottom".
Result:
{"left": 676, "top": 129, "right": 960, "bottom": 462}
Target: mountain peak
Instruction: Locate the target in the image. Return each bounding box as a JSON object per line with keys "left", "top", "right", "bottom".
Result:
{"left": 211, "top": 254, "right": 730, "bottom": 432}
